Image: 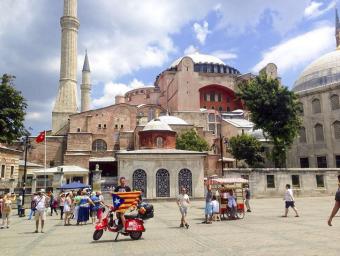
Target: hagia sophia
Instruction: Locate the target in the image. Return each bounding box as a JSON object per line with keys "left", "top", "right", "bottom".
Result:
{"left": 1, "top": 0, "right": 339, "bottom": 198}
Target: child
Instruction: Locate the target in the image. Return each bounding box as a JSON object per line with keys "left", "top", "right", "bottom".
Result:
{"left": 211, "top": 195, "right": 220, "bottom": 220}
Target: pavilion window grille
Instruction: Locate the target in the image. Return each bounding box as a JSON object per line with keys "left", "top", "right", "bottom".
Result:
{"left": 330, "top": 94, "right": 339, "bottom": 110}
{"left": 156, "top": 169, "right": 170, "bottom": 197}
{"left": 312, "top": 99, "right": 321, "bottom": 114}
{"left": 156, "top": 137, "right": 164, "bottom": 148}
{"left": 178, "top": 169, "right": 192, "bottom": 196}
{"left": 299, "top": 127, "right": 307, "bottom": 143}
{"left": 92, "top": 139, "right": 107, "bottom": 152}
{"left": 314, "top": 124, "right": 324, "bottom": 142}
{"left": 334, "top": 121, "right": 340, "bottom": 139}
{"left": 132, "top": 169, "right": 147, "bottom": 198}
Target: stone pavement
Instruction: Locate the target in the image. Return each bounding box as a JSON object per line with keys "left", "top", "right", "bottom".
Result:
{"left": 1, "top": 196, "right": 340, "bottom": 256}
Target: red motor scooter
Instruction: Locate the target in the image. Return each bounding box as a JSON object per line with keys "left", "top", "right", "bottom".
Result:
{"left": 93, "top": 206, "right": 146, "bottom": 241}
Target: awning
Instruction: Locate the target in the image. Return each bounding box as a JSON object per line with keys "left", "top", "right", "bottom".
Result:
{"left": 89, "top": 157, "right": 116, "bottom": 162}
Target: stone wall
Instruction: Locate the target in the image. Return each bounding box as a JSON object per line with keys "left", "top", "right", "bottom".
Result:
{"left": 224, "top": 168, "right": 340, "bottom": 198}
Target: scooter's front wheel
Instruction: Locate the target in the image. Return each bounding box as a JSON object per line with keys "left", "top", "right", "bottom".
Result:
{"left": 93, "top": 229, "right": 104, "bottom": 241}
{"left": 130, "top": 231, "right": 142, "bottom": 240}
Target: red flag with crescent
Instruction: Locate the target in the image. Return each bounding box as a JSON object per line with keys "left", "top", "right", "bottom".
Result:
{"left": 35, "top": 131, "right": 45, "bottom": 143}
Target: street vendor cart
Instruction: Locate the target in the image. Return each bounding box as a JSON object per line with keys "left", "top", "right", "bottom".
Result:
{"left": 206, "top": 177, "right": 248, "bottom": 220}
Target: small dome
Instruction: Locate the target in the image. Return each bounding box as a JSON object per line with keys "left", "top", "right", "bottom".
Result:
{"left": 293, "top": 50, "right": 340, "bottom": 92}
{"left": 170, "top": 52, "right": 225, "bottom": 68}
{"left": 159, "top": 115, "right": 188, "bottom": 125}
{"left": 143, "top": 119, "right": 173, "bottom": 131}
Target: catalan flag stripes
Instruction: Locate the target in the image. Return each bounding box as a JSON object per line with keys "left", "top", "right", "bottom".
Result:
{"left": 112, "top": 191, "right": 141, "bottom": 213}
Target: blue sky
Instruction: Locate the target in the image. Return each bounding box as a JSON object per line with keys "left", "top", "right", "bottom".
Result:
{"left": 0, "top": 0, "right": 338, "bottom": 134}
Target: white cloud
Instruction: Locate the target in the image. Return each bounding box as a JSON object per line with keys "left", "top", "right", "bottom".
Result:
{"left": 184, "top": 45, "right": 199, "bottom": 55}
{"left": 210, "top": 50, "right": 238, "bottom": 61}
{"left": 92, "top": 79, "right": 151, "bottom": 108}
{"left": 193, "top": 21, "right": 211, "bottom": 45}
{"left": 304, "top": 1, "right": 336, "bottom": 19}
{"left": 252, "top": 25, "right": 334, "bottom": 74}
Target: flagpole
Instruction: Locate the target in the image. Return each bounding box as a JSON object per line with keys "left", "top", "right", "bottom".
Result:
{"left": 44, "top": 130, "right": 47, "bottom": 190}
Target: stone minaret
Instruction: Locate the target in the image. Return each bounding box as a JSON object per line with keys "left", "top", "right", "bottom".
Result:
{"left": 80, "top": 51, "right": 91, "bottom": 112}
{"left": 52, "top": 0, "right": 80, "bottom": 134}
{"left": 336, "top": 8, "right": 340, "bottom": 49}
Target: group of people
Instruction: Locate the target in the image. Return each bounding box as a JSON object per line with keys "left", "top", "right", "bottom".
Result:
{"left": 26, "top": 189, "right": 107, "bottom": 232}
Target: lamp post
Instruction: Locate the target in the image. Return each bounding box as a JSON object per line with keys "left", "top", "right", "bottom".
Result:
{"left": 21, "top": 134, "right": 31, "bottom": 217}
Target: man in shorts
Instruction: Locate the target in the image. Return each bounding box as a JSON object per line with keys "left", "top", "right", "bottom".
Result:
{"left": 328, "top": 179, "right": 340, "bottom": 226}
{"left": 177, "top": 187, "right": 190, "bottom": 228}
{"left": 203, "top": 185, "right": 213, "bottom": 224}
{"left": 282, "top": 184, "right": 299, "bottom": 217}
{"left": 34, "top": 189, "right": 48, "bottom": 233}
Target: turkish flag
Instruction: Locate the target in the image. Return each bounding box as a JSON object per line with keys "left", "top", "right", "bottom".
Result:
{"left": 35, "top": 131, "right": 45, "bottom": 143}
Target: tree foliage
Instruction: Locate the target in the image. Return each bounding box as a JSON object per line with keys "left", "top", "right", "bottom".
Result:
{"left": 229, "top": 134, "right": 263, "bottom": 167}
{"left": 176, "top": 129, "right": 210, "bottom": 152}
{"left": 0, "top": 74, "right": 27, "bottom": 144}
{"left": 237, "top": 73, "right": 301, "bottom": 167}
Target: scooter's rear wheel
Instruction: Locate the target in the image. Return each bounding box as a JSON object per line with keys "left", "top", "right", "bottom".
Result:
{"left": 93, "top": 229, "right": 104, "bottom": 240}
{"left": 130, "top": 231, "right": 142, "bottom": 240}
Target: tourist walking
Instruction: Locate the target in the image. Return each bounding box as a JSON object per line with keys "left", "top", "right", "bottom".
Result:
{"left": 63, "top": 193, "right": 73, "bottom": 226}
{"left": 73, "top": 190, "right": 81, "bottom": 222}
{"left": 328, "top": 181, "right": 340, "bottom": 226}
{"left": 0, "top": 194, "right": 3, "bottom": 219}
{"left": 34, "top": 189, "right": 48, "bottom": 233}
{"left": 16, "top": 193, "right": 23, "bottom": 216}
{"left": 28, "top": 193, "right": 37, "bottom": 220}
{"left": 96, "top": 191, "right": 105, "bottom": 223}
{"left": 1, "top": 193, "right": 16, "bottom": 229}
{"left": 202, "top": 184, "right": 213, "bottom": 224}
{"left": 227, "top": 189, "right": 237, "bottom": 218}
{"left": 77, "top": 190, "right": 94, "bottom": 225}
{"left": 177, "top": 187, "right": 190, "bottom": 229}
{"left": 282, "top": 184, "right": 299, "bottom": 217}
{"left": 59, "top": 193, "right": 65, "bottom": 220}
{"left": 244, "top": 184, "right": 251, "bottom": 212}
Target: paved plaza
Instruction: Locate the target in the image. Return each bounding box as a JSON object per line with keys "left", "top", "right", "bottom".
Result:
{"left": 1, "top": 196, "right": 339, "bottom": 256}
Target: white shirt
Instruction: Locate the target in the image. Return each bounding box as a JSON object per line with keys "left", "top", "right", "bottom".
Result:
{"left": 212, "top": 200, "right": 220, "bottom": 213}
{"left": 284, "top": 189, "right": 294, "bottom": 202}
{"left": 177, "top": 194, "right": 189, "bottom": 208}
{"left": 35, "top": 195, "right": 47, "bottom": 211}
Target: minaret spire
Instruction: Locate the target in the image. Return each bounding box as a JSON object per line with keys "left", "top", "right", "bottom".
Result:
{"left": 81, "top": 51, "right": 91, "bottom": 112}
{"left": 52, "top": 0, "right": 80, "bottom": 134}
{"left": 336, "top": 8, "right": 340, "bottom": 49}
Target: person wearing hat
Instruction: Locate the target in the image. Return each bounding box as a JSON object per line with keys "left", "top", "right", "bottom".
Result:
{"left": 34, "top": 189, "right": 48, "bottom": 233}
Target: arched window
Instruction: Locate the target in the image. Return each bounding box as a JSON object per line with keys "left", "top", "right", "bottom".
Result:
{"left": 156, "top": 169, "right": 170, "bottom": 197}
{"left": 178, "top": 169, "right": 192, "bottom": 196}
{"left": 312, "top": 99, "right": 321, "bottom": 114}
{"left": 299, "top": 127, "right": 307, "bottom": 143}
{"left": 330, "top": 94, "right": 339, "bottom": 110}
{"left": 92, "top": 139, "right": 107, "bottom": 152}
{"left": 334, "top": 121, "right": 340, "bottom": 139}
{"left": 314, "top": 124, "right": 324, "bottom": 142}
{"left": 156, "top": 137, "right": 164, "bottom": 148}
{"left": 133, "top": 169, "right": 147, "bottom": 197}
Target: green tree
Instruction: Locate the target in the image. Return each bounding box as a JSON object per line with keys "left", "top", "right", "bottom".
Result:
{"left": 176, "top": 129, "right": 210, "bottom": 152}
{"left": 237, "top": 73, "right": 301, "bottom": 167}
{"left": 229, "top": 134, "right": 263, "bottom": 167}
{"left": 0, "top": 74, "right": 27, "bottom": 144}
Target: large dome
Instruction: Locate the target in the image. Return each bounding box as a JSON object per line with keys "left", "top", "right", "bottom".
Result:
{"left": 170, "top": 52, "right": 225, "bottom": 68}
{"left": 293, "top": 50, "right": 340, "bottom": 92}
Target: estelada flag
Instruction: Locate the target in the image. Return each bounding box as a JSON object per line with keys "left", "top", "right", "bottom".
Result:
{"left": 112, "top": 191, "right": 141, "bottom": 213}
{"left": 35, "top": 131, "right": 45, "bottom": 143}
